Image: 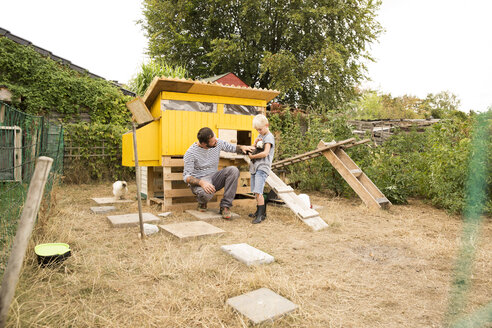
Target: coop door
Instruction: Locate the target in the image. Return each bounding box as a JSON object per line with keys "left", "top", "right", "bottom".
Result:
{"left": 218, "top": 129, "right": 252, "bottom": 146}
{"left": 218, "top": 129, "right": 252, "bottom": 159}
{"left": 237, "top": 130, "right": 252, "bottom": 146}
{"left": 218, "top": 129, "right": 237, "bottom": 145}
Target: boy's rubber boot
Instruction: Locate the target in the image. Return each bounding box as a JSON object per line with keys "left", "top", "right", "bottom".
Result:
{"left": 252, "top": 204, "right": 266, "bottom": 224}
{"left": 248, "top": 205, "right": 259, "bottom": 218}
{"left": 249, "top": 196, "right": 267, "bottom": 218}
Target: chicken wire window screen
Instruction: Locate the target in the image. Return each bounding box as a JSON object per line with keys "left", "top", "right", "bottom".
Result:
{"left": 161, "top": 99, "right": 216, "bottom": 113}
{"left": 224, "top": 104, "right": 261, "bottom": 115}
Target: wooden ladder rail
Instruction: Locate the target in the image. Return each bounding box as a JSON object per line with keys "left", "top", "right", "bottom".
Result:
{"left": 271, "top": 138, "right": 370, "bottom": 170}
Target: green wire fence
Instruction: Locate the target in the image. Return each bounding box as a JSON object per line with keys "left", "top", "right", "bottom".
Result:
{"left": 0, "top": 101, "right": 64, "bottom": 278}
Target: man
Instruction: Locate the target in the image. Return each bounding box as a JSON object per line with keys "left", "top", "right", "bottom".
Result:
{"left": 183, "top": 127, "right": 254, "bottom": 219}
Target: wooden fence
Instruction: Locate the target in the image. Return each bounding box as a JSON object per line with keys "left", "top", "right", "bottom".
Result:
{"left": 63, "top": 140, "right": 116, "bottom": 159}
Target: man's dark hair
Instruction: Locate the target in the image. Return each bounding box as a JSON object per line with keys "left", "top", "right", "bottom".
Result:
{"left": 197, "top": 127, "right": 214, "bottom": 144}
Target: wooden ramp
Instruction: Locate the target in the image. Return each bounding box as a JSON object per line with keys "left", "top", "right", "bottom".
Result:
{"left": 271, "top": 138, "right": 391, "bottom": 211}
{"left": 244, "top": 157, "right": 328, "bottom": 231}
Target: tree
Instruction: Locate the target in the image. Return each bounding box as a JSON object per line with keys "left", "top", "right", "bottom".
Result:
{"left": 421, "top": 91, "right": 464, "bottom": 119}
{"left": 350, "top": 90, "right": 425, "bottom": 119}
{"left": 141, "top": 0, "right": 382, "bottom": 110}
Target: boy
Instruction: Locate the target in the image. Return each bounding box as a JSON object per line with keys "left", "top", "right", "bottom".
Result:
{"left": 248, "top": 114, "right": 275, "bottom": 224}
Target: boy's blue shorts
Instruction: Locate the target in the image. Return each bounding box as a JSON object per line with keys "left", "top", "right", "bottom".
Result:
{"left": 250, "top": 170, "right": 269, "bottom": 195}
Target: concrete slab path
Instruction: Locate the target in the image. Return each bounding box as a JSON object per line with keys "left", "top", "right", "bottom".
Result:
{"left": 221, "top": 243, "right": 274, "bottom": 266}
{"left": 227, "top": 288, "right": 298, "bottom": 324}
{"left": 159, "top": 221, "right": 225, "bottom": 240}
{"left": 107, "top": 213, "right": 160, "bottom": 227}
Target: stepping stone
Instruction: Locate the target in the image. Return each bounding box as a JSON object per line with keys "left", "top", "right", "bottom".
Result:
{"left": 227, "top": 288, "right": 298, "bottom": 324}
{"left": 159, "top": 221, "right": 225, "bottom": 240}
{"left": 92, "top": 197, "right": 133, "bottom": 204}
{"left": 185, "top": 209, "right": 239, "bottom": 220}
{"left": 221, "top": 243, "right": 274, "bottom": 266}
{"left": 107, "top": 213, "right": 160, "bottom": 228}
{"left": 90, "top": 206, "right": 116, "bottom": 214}
{"left": 143, "top": 223, "right": 159, "bottom": 236}
{"left": 158, "top": 212, "right": 172, "bottom": 217}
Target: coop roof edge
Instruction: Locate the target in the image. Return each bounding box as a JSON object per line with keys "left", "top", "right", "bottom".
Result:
{"left": 142, "top": 76, "right": 280, "bottom": 108}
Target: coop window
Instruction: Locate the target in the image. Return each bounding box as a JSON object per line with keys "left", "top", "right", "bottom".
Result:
{"left": 224, "top": 104, "right": 261, "bottom": 115}
{"left": 161, "top": 99, "right": 216, "bottom": 113}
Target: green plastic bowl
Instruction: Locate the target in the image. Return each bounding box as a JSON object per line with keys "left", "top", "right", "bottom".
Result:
{"left": 34, "top": 243, "right": 71, "bottom": 266}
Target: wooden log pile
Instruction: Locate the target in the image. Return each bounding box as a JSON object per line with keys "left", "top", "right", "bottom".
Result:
{"left": 348, "top": 119, "right": 440, "bottom": 145}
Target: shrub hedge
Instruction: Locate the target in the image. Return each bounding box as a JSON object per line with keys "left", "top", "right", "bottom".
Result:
{"left": 269, "top": 109, "right": 491, "bottom": 215}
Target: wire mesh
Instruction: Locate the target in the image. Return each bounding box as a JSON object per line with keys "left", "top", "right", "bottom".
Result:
{"left": 0, "top": 101, "right": 64, "bottom": 277}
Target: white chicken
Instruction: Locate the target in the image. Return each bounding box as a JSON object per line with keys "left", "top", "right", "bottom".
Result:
{"left": 113, "top": 181, "right": 128, "bottom": 200}
{"left": 298, "top": 193, "right": 312, "bottom": 209}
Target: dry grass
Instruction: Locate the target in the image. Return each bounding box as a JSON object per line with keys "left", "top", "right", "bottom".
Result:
{"left": 6, "top": 182, "right": 492, "bottom": 327}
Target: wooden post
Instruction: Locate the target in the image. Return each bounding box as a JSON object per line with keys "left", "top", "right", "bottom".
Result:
{"left": 146, "top": 167, "right": 154, "bottom": 206}
{"left": 163, "top": 166, "right": 172, "bottom": 210}
{"left": 0, "top": 156, "right": 53, "bottom": 327}
{"left": 132, "top": 123, "right": 145, "bottom": 240}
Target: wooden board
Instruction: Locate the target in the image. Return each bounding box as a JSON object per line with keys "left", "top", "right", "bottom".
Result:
{"left": 126, "top": 97, "right": 153, "bottom": 124}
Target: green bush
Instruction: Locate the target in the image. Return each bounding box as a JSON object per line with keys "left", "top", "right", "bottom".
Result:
{"left": 424, "top": 114, "right": 491, "bottom": 214}
{"left": 269, "top": 110, "right": 362, "bottom": 196}
{"left": 361, "top": 129, "right": 428, "bottom": 204}
{"left": 0, "top": 37, "right": 131, "bottom": 124}
{"left": 63, "top": 123, "right": 134, "bottom": 183}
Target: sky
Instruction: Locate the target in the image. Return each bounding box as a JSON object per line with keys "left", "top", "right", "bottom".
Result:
{"left": 1, "top": 0, "right": 148, "bottom": 85}
{"left": 1, "top": 0, "right": 491, "bottom": 112}
{"left": 364, "top": 0, "right": 492, "bottom": 112}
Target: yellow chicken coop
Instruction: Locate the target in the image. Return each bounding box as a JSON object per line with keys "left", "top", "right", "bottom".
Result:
{"left": 121, "top": 77, "right": 279, "bottom": 211}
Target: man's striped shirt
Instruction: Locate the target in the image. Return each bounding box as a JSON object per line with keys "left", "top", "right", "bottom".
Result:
{"left": 183, "top": 139, "right": 236, "bottom": 183}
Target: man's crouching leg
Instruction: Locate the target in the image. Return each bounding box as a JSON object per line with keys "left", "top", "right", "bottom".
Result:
{"left": 190, "top": 184, "right": 214, "bottom": 212}
{"left": 211, "top": 166, "right": 239, "bottom": 219}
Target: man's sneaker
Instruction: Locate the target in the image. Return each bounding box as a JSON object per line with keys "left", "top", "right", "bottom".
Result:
{"left": 220, "top": 207, "right": 232, "bottom": 220}
{"left": 197, "top": 203, "right": 207, "bottom": 212}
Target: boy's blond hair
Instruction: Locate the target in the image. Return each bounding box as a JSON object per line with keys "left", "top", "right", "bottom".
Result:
{"left": 252, "top": 114, "right": 269, "bottom": 129}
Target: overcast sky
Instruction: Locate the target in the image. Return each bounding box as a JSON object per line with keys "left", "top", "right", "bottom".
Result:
{"left": 2, "top": 0, "right": 491, "bottom": 112}
{"left": 364, "top": 0, "right": 492, "bottom": 112}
